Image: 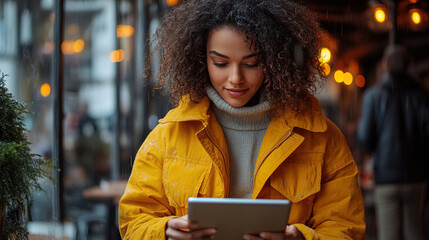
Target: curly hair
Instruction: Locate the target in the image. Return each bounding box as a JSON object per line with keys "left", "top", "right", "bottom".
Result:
{"left": 147, "top": 0, "right": 323, "bottom": 112}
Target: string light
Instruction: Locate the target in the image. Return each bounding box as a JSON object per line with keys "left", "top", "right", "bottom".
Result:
{"left": 411, "top": 11, "right": 421, "bottom": 24}
{"left": 355, "top": 75, "right": 366, "bottom": 87}
{"left": 319, "top": 48, "right": 331, "bottom": 63}
{"left": 334, "top": 70, "right": 344, "bottom": 83}
{"left": 343, "top": 72, "right": 353, "bottom": 85}
{"left": 321, "top": 63, "right": 331, "bottom": 76}
{"left": 374, "top": 8, "right": 386, "bottom": 23}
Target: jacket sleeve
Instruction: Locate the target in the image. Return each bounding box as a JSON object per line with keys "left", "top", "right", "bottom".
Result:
{"left": 357, "top": 90, "right": 377, "bottom": 153}
{"left": 118, "top": 127, "right": 176, "bottom": 239}
{"left": 295, "top": 121, "right": 366, "bottom": 239}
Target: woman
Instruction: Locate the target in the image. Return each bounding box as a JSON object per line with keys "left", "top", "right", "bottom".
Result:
{"left": 119, "top": 0, "right": 366, "bottom": 239}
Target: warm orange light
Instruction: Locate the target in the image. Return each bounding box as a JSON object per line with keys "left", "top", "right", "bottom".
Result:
{"left": 110, "top": 49, "right": 125, "bottom": 62}
{"left": 166, "top": 0, "right": 179, "bottom": 6}
{"left": 73, "top": 39, "right": 85, "bottom": 53}
{"left": 334, "top": 70, "right": 344, "bottom": 83}
{"left": 355, "top": 75, "right": 366, "bottom": 87}
{"left": 343, "top": 72, "right": 353, "bottom": 85}
{"left": 117, "top": 25, "right": 135, "bottom": 38}
{"left": 411, "top": 11, "right": 421, "bottom": 24}
{"left": 319, "top": 48, "right": 331, "bottom": 64}
{"left": 321, "top": 63, "right": 331, "bottom": 76}
{"left": 375, "top": 8, "right": 386, "bottom": 23}
{"left": 61, "top": 41, "right": 75, "bottom": 55}
{"left": 40, "top": 83, "right": 51, "bottom": 97}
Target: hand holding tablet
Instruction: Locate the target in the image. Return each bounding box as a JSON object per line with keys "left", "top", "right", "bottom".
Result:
{"left": 165, "top": 215, "right": 217, "bottom": 239}
{"left": 187, "top": 198, "right": 292, "bottom": 240}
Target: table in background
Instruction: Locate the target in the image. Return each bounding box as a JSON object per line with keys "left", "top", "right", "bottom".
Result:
{"left": 83, "top": 180, "right": 127, "bottom": 240}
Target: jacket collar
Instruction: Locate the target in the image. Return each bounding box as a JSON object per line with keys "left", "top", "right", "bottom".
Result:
{"left": 159, "top": 94, "right": 327, "bottom": 133}
{"left": 159, "top": 95, "right": 211, "bottom": 126}
{"left": 281, "top": 96, "right": 327, "bottom": 133}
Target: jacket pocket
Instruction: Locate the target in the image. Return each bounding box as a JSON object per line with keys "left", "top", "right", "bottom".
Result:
{"left": 162, "top": 157, "right": 212, "bottom": 209}
{"left": 270, "top": 152, "right": 323, "bottom": 203}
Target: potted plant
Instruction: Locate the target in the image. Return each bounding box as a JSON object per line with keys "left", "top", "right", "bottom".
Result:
{"left": 0, "top": 72, "right": 56, "bottom": 240}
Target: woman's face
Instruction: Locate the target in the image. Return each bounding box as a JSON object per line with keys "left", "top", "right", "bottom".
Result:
{"left": 206, "top": 27, "right": 264, "bottom": 108}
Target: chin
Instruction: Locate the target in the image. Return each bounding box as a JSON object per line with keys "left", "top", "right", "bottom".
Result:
{"left": 227, "top": 101, "right": 247, "bottom": 108}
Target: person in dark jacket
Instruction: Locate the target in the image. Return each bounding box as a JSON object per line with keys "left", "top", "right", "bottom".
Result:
{"left": 357, "top": 45, "right": 429, "bottom": 240}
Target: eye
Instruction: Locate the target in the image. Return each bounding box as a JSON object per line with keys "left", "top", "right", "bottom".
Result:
{"left": 244, "top": 63, "right": 259, "bottom": 68}
{"left": 212, "top": 62, "right": 227, "bottom": 67}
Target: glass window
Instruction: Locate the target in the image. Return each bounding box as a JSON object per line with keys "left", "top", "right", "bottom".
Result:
{"left": 0, "top": 0, "right": 152, "bottom": 238}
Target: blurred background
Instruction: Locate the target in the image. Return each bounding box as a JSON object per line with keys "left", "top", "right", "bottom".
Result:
{"left": 0, "top": 0, "right": 428, "bottom": 239}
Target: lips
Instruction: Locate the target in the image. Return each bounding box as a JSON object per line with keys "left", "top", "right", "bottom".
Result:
{"left": 225, "top": 88, "right": 249, "bottom": 97}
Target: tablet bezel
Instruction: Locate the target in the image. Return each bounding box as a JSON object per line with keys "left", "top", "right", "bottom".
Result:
{"left": 188, "top": 197, "right": 291, "bottom": 240}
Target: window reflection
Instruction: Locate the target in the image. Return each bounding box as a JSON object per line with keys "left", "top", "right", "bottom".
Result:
{"left": 0, "top": 0, "right": 152, "bottom": 238}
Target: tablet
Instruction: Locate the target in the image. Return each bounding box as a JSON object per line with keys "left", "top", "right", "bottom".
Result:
{"left": 188, "top": 197, "right": 291, "bottom": 240}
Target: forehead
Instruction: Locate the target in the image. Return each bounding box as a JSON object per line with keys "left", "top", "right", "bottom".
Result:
{"left": 206, "top": 26, "right": 255, "bottom": 54}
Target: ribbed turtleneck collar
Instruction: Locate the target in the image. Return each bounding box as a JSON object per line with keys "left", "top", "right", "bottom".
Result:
{"left": 206, "top": 86, "right": 271, "bottom": 131}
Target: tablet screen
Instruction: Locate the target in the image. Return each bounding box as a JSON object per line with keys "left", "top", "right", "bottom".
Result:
{"left": 188, "top": 198, "right": 291, "bottom": 240}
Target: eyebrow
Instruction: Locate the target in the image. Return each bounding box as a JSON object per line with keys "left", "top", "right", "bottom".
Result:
{"left": 208, "top": 51, "right": 258, "bottom": 59}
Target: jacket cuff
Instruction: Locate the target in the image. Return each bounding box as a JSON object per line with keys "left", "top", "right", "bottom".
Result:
{"left": 152, "top": 216, "right": 177, "bottom": 240}
{"left": 294, "top": 223, "right": 315, "bottom": 240}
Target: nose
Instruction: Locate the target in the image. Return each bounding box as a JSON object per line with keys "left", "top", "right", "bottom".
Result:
{"left": 228, "top": 65, "right": 244, "bottom": 85}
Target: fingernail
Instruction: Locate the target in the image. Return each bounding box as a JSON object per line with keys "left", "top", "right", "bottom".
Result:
{"left": 243, "top": 235, "right": 250, "bottom": 240}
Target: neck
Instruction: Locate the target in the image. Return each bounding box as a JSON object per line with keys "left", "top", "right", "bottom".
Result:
{"left": 245, "top": 89, "right": 261, "bottom": 107}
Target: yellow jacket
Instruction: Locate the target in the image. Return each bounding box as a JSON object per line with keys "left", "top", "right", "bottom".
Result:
{"left": 119, "top": 96, "right": 366, "bottom": 239}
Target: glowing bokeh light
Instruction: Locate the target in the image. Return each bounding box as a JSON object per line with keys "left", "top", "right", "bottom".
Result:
{"left": 375, "top": 8, "right": 386, "bottom": 23}
{"left": 117, "top": 25, "right": 135, "bottom": 38}
{"left": 166, "top": 0, "right": 179, "bottom": 6}
{"left": 73, "top": 39, "right": 85, "bottom": 53}
{"left": 40, "top": 83, "right": 51, "bottom": 97}
{"left": 334, "top": 70, "right": 344, "bottom": 83}
{"left": 61, "top": 41, "right": 75, "bottom": 55}
{"left": 321, "top": 63, "right": 331, "bottom": 76}
{"left": 343, "top": 72, "right": 353, "bottom": 85}
{"left": 355, "top": 75, "right": 366, "bottom": 87}
{"left": 110, "top": 49, "right": 125, "bottom": 62}
{"left": 411, "top": 11, "right": 421, "bottom": 24}
{"left": 319, "top": 48, "right": 331, "bottom": 64}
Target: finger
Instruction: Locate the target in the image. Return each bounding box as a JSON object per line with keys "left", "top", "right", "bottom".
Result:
{"left": 243, "top": 234, "right": 264, "bottom": 240}
{"left": 168, "top": 217, "right": 191, "bottom": 230}
{"left": 166, "top": 227, "right": 188, "bottom": 240}
{"left": 284, "top": 225, "right": 303, "bottom": 239}
{"left": 259, "top": 232, "right": 286, "bottom": 240}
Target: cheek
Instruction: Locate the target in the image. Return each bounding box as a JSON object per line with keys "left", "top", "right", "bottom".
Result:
{"left": 207, "top": 66, "right": 225, "bottom": 86}
{"left": 245, "top": 70, "right": 264, "bottom": 87}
